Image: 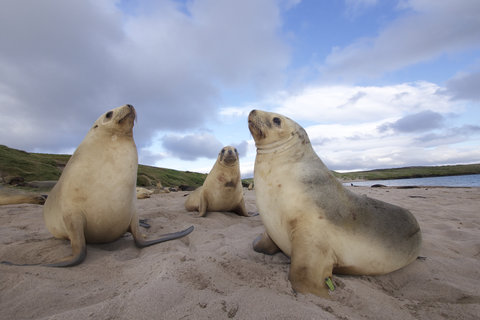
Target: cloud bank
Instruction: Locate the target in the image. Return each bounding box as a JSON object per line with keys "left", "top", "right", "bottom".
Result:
{"left": 264, "top": 81, "right": 480, "bottom": 171}
{"left": 0, "top": 0, "right": 288, "bottom": 153}
{"left": 322, "top": 0, "right": 480, "bottom": 81}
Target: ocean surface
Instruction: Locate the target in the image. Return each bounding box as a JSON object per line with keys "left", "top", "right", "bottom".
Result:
{"left": 343, "top": 174, "right": 480, "bottom": 187}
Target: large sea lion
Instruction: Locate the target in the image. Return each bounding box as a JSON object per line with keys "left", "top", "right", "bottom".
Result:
{"left": 2, "top": 105, "right": 193, "bottom": 267}
{"left": 185, "top": 146, "right": 250, "bottom": 217}
{"left": 248, "top": 109, "right": 421, "bottom": 297}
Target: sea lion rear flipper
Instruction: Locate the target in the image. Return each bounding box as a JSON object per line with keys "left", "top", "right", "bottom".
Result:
{"left": 253, "top": 232, "right": 281, "bottom": 255}
{"left": 129, "top": 217, "right": 194, "bottom": 248}
{"left": 139, "top": 219, "right": 151, "bottom": 229}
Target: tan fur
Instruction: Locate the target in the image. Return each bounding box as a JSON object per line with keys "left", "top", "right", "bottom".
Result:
{"left": 43, "top": 105, "right": 139, "bottom": 247}
{"left": 3, "top": 105, "right": 193, "bottom": 267}
{"left": 249, "top": 109, "right": 421, "bottom": 297}
{"left": 185, "top": 146, "right": 249, "bottom": 217}
{"left": 136, "top": 187, "right": 154, "bottom": 199}
{"left": 0, "top": 193, "right": 46, "bottom": 205}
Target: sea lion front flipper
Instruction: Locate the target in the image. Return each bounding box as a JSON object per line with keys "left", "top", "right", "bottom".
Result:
{"left": 232, "top": 200, "right": 251, "bottom": 217}
{"left": 197, "top": 193, "right": 208, "bottom": 217}
{"left": 129, "top": 215, "right": 194, "bottom": 248}
{"left": 1, "top": 214, "right": 86, "bottom": 267}
{"left": 288, "top": 232, "right": 334, "bottom": 298}
{"left": 253, "top": 232, "right": 281, "bottom": 255}
{"left": 46, "top": 213, "right": 87, "bottom": 267}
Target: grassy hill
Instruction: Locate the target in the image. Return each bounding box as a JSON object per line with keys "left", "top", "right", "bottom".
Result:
{"left": 1, "top": 145, "right": 479, "bottom": 189}
{"left": 332, "top": 164, "right": 480, "bottom": 181}
{"left": 0, "top": 145, "right": 69, "bottom": 181}
{"left": 0, "top": 145, "right": 206, "bottom": 188}
{"left": 137, "top": 165, "right": 206, "bottom": 188}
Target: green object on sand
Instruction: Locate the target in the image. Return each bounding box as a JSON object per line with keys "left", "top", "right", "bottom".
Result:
{"left": 325, "top": 277, "right": 335, "bottom": 291}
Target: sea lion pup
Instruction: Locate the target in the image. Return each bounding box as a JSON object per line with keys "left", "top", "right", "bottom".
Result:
{"left": 2, "top": 105, "right": 193, "bottom": 267}
{"left": 248, "top": 109, "right": 421, "bottom": 297}
{"left": 185, "top": 146, "right": 251, "bottom": 217}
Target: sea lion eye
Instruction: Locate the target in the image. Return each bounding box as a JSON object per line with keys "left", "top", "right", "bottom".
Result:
{"left": 105, "top": 111, "right": 113, "bottom": 119}
{"left": 221, "top": 149, "right": 225, "bottom": 154}
{"left": 273, "top": 117, "right": 281, "bottom": 126}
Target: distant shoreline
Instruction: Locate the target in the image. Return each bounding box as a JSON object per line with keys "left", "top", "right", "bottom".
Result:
{"left": 332, "top": 164, "right": 480, "bottom": 182}
{"left": 2, "top": 145, "right": 480, "bottom": 188}
{"left": 342, "top": 173, "right": 480, "bottom": 188}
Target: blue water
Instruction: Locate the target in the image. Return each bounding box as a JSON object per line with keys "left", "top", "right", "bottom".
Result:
{"left": 343, "top": 174, "right": 480, "bottom": 187}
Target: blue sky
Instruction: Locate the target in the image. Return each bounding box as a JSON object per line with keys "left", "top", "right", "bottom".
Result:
{"left": 1, "top": 0, "right": 479, "bottom": 177}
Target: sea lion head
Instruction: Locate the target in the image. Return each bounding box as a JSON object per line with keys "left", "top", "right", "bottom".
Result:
{"left": 90, "top": 104, "right": 136, "bottom": 136}
{"left": 218, "top": 146, "right": 239, "bottom": 166}
{"left": 248, "top": 109, "right": 309, "bottom": 152}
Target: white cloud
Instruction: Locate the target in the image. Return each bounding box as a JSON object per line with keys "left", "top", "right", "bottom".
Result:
{"left": 219, "top": 106, "right": 253, "bottom": 118}
{"left": 162, "top": 132, "right": 223, "bottom": 161}
{"left": 0, "top": 0, "right": 289, "bottom": 154}
{"left": 306, "top": 120, "right": 480, "bottom": 171}
{"left": 231, "top": 140, "right": 249, "bottom": 158}
{"left": 344, "top": 0, "right": 378, "bottom": 19}
{"left": 273, "top": 81, "right": 460, "bottom": 124}
{"left": 379, "top": 110, "right": 445, "bottom": 133}
{"left": 446, "top": 69, "right": 480, "bottom": 101}
{"left": 322, "top": 0, "right": 480, "bottom": 80}
{"left": 250, "top": 81, "right": 480, "bottom": 171}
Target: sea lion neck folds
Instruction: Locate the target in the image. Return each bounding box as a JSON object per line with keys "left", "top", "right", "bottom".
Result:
{"left": 255, "top": 133, "right": 297, "bottom": 154}
{"left": 249, "top": 109, "right": 421, "bottom": 298}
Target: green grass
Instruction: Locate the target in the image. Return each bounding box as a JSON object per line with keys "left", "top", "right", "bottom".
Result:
{"left": 137, "top": 165, "right": 207, "bottom": 187}
{"left": 0, "top": 145, "right": 67, "bottom": 181}
{"left": 242, "top": 178, "right": 253, "bottom": 187}
{"left": 332, "top": 164, "right": 480, "bottom": 181}
{"left": 0, "top": 145, "right": 207, "bottom": 188}
{"left": 2, "top": 145, "right": 479, "bottom": 189}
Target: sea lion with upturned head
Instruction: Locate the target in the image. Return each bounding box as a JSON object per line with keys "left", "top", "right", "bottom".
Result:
{"left": 2, "top": 104, "right": 193, "bottom": 267}
{"left": 248, "top": 109, "right": 421, "bottom": 297}
{"left": 185, "top": 146, "right": 251, "bottom": 217}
